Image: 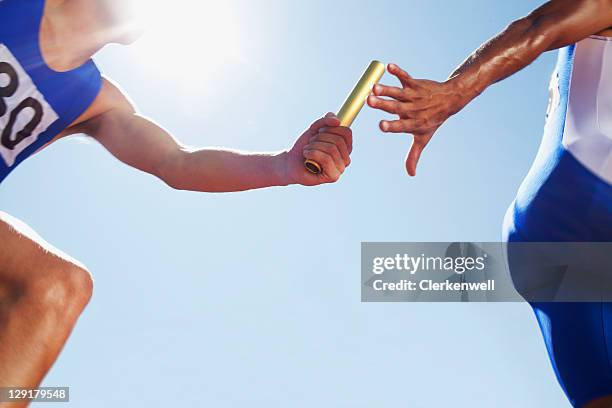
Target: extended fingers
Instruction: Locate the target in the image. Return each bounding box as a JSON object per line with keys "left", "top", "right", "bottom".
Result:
{"left": 380, "top": 118, "right": 429, "bottom": 133}
{"left": 405, "top": 132, "right": 434, "bottom": 177}
{"left": 367, "top": 95, "right": 403, "bottom": 115}
{"left": 380, "top": 120, "right": 407, "bottom": 133}
{"left": 373, "top": 84, "right": 405, "bottom": 99}
{"left": 369, "top": 83, "right": 426, "bottom": 116}
{"left": 405, "top": 141, "right": 425, "bottom": 177}
{"left": 388, "top": 63, "right": 417, "bottom": 88}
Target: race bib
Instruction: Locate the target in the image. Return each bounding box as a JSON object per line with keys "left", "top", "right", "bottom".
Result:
{"left": 0, "top": 44, "right": 58, "bottom": 167}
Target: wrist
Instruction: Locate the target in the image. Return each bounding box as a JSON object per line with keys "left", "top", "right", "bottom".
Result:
{"left": 270, "top": 150, "right": 293, "bottom": 187}
{"left": 445, "top": 73, "right": 483, "bottom": 109}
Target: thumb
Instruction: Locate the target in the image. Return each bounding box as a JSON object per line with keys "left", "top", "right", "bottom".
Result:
{"left": 405, "top": 138, "right": 426, "bottom": 177}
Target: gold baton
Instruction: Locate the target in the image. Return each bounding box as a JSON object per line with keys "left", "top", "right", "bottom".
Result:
{"left": 304, "top": 60, "right": 386, "bottom": 175}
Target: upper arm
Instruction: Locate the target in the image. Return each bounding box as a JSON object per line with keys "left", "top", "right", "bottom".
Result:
{"left": 523, "top": 0, "right": 612, "bottom": 50}
{"left": 71, "top": 78, "right": 185, "bottom": 179}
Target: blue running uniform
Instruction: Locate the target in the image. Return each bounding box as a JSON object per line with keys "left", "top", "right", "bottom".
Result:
{"left": 503, "top": 39, "right": 612, "bottom": 407}
{"left": 0, "top": 0, "right": 102, "bottom": 184}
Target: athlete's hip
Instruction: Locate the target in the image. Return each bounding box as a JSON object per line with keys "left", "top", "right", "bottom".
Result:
{"left": 504, "top": 147, "right": 612, "bottom": 243}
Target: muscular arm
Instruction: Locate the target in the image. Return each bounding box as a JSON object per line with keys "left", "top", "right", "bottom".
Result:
{"left": 68, "top": 79, "right": 352, "bottom": 192}
{"left": 368, "top": 0, "right": 612, "bottom": 176}
{"left": 449, "top": 0, "right": 612, "bottom": 99}
{"left": 82, "top": 106, "right": 290, "bottom": 193}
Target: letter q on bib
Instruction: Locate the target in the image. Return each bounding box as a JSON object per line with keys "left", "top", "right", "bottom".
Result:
{"left": 0, "top": 44, "right": 58, "bottom": 167}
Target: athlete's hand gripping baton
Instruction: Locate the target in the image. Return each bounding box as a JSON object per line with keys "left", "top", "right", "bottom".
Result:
{"left": 303, "top": 60, "right": 386, "bottom": 174}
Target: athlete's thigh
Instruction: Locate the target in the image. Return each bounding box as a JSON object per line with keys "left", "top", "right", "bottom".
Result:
{"left": 531, "top": 302, "right": 612, "bottom": 407}
{"left": 0, "top": 211, "right": 83, "bottom": 285}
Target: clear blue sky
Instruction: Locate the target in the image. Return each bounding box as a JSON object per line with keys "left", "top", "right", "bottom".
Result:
{"left": 0, "top": 0, "right": 571, "bottom": 406}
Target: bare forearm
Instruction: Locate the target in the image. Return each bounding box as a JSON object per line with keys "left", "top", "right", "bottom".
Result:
{"left": 87, "top": 111, "right": 292, "bottom": 193}
{"left": 448, "top": 17, "right": 551, "bottom": 100}
{"left": 447, "top": 0, "right": 612, "bottom": 105}
{"left": 159, "top": 148, "right": 291, "bottom": 193}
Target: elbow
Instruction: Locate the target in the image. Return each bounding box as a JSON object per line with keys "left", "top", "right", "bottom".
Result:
{"left": 503, "top": 15, "right": 558, "bottom": 57}
{"left": 156, "top": 149, "right": 219, "bottom": 193}
{"left": 528, "top": 15, "right": 560, "bottom": 51}
{"left": 156, "top": 149, "right": 190, "bottom": 191}
{"left": 163, "top": 177, "right": 188, "bottom": 191}
{"left": 161, "top": 174, "right": 186, "bottom": 192}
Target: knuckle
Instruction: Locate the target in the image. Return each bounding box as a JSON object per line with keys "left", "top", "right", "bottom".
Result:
{"left": 340, "top": 142, "right": 350, "bottom": 155}
{"left": 322, "top": 155, "right": 333, "bottom": 167}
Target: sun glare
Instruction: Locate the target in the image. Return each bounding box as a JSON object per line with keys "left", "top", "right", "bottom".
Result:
{"left": 130, "top": 1, "right": 245, "bottom": 92}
